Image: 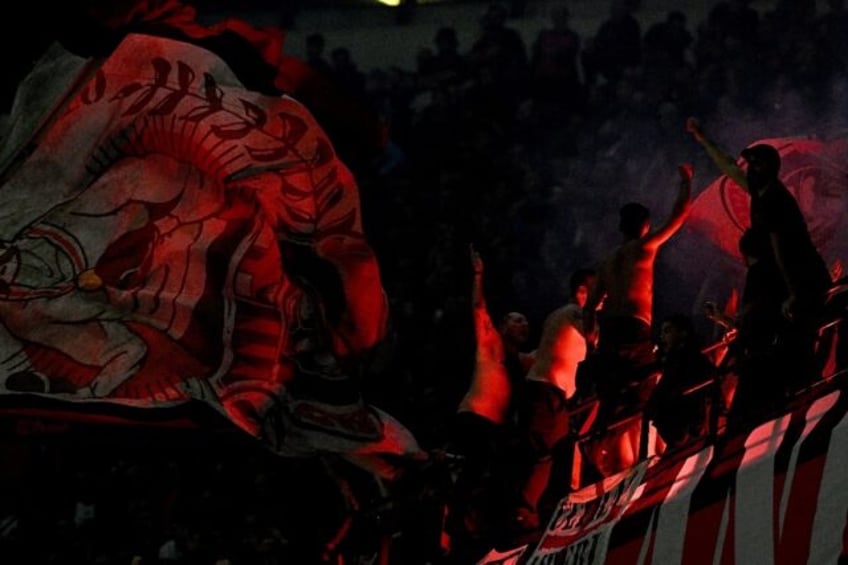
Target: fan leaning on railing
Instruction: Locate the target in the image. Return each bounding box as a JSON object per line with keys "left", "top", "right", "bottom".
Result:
{"left": 564, "top": 275, "right": 848, "bottom": 488}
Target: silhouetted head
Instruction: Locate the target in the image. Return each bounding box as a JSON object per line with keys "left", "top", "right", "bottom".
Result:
{"left": 741, "top": 144, "right": 780, "bottom": 193}
{"left": 569, "top": 268, "right": 596, "bottom": 307}
{"left": 499, "top": 311, "right": 529, "bottom": 346}
{"left": 660, "top": 313, "right": 695, "bottom": 351}
{"left": 619, "top": 202, "right": 650, "bottom": 239}
{"left": 306, "top": 33, "right": 325, "bottom": 59}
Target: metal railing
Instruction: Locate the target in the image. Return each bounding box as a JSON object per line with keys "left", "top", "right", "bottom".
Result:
{"left": 568, "top": 280, "right": 848, "bottom": 486}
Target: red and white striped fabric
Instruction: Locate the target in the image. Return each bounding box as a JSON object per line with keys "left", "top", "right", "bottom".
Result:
{"left": 502, "top": 389, "right": 848, "bottom": 564}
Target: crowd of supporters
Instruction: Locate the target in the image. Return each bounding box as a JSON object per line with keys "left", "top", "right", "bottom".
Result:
{"left": 1, "top": 0, "right": 848, "bottom": 563}
{"left": 347, "top": 0, "right": 848, "bottom": 448}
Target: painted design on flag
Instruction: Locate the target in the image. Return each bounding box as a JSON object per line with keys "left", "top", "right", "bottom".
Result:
{"left": 0, "top": 33, "right": 416, "bottom": 465}
{"left": 514, "top": 390, "right": 848, "bottom": 564}
{"left": 688, "top": 136, "right": 848, "bottom": 262}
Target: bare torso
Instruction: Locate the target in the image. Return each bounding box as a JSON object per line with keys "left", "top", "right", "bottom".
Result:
{"left": 458, "top": 307, "right": 511, "bottom": 424}
{"left": 526, "top": 303, "right": 585, "bottom": 399}
{"left": 599, "top": 240, "right": 656, "bottom": 326}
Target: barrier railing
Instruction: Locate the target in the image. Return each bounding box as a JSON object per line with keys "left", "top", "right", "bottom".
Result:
{"left": 568, "top": 279, "right": 848, "bottom": 487}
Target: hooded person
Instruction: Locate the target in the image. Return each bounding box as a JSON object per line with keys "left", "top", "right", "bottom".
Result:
{"left": 687, "top": 118, "right": 832, "bottom": 392}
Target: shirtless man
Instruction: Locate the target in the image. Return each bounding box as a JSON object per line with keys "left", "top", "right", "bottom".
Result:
{"left": 457, "top": 245, "right": 512, "bottom": 424}
{"left": 527, "top": 268, "right": 596, "bottom": 400}
{"left": 509, "top": 268, "right": 596, "bottom": 534}
{"left": 582, "top": 163, "right": 693, "bottom": 474}
{"left": 446, "top": 245, "right": 520, "bottom": 561}
{"left": 585, "top": 164, "right": 693, "bottom": 357}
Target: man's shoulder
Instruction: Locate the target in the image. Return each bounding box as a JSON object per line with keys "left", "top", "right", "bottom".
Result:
{"left": 562, "top": 303, "right": 582, "bottom": 317}
{"left": 542, "top": 303, "right": 582, "bottom": 330}
{"left": 551, "top": 302, "right": 582, "bottom": 318}
{"left": 619, "top": 238, "right": 654, "bottom": 257}
{"left": 761, "top": 181, "right": 796, "bottom": 206}
{"left": 559, "top": 303, "right": 585, "bottom": 327}
{"left": 602, "top": 244, "right": 627, "bottom": 264}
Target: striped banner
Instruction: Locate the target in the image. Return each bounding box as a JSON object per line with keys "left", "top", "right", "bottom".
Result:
{"left": 511, "top": 389, "right": 848, "bottom": 564}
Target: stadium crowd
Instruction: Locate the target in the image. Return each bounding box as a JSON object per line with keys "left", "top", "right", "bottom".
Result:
{"left": 1, "top": 0, "right": 847, "bottom": 563}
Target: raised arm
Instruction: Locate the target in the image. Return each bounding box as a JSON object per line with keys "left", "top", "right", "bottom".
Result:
{"left": 686, "top": 117, "right": 748, "bottom": 190}
{"left": 471, "top": 244, "right": 486, "bottom": 311}
{"left": 470, "top": 245, "right": 504, "bottom": 362}
{"left": 643, "top": 163, "right": 693, "bottom": 248}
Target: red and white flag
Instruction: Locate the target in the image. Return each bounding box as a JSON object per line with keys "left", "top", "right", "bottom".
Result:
{"left": 688, "top": 136, "right": 848, "bottom": 263}
{"left": 0, "top": 29, "right": 419, "bottom": 473}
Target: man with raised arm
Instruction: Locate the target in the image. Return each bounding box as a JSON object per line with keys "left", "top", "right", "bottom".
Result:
{"left": 445, "top": 245, "right": 525, "bottom": 563}
{"left": 686, "top": 118, "right": 831, "bottom": 391}
{"left": 581, "top": 164, "right": 693, "bottom": 475}
{"left": 584, "top": 164, "right": 693, "bottom": 361}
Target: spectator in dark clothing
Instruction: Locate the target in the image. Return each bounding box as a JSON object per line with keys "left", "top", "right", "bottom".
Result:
{"left": 330, "top": 46, "right": 367, "bottom": 102}
{"left": 466, "top": 2, "right": 530, "bottom": 122}
{"left": 692, "top": 0, "right": 758, "bottom": 71}
{"left": 706, "top": 229, "right": 790, "bottom": 430}
{"left": 688, "top": 119, "right": 832, "bottom": 395}
{"left": 723, "top": 229, "right": 787, "bottom": 355}
{"left": 582, "top": 0, "right": 642, "bottom": 86}
{"left": 305, "top": 32, "right": 333, "bottom": 77}
{"left": 430, "top": 27, "right": 468, "bottom": 87}
{"left": 816, "top": 0, "right": 848, "bottom": 72}
{"left": 530, "top": 5, "right": 583, "bottom": 112}
{"left": 707, "top": 0, "right": 760, "bottom": 46}
{"left": 644, "top": 10, "right": 693, "bottom": 67}
{"left": 647, "top": 314, "right": 716, "bottom": 451}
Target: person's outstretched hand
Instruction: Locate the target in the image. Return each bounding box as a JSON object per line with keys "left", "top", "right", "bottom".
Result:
{"left": 470, "top": 244, "right": 483, "bottom": 276}
{"left": 685, "top": 117, "right": 704, "bottom": 142}
{"left": 782, "top": 293, "right": 797, "bottom": 320}
{"left": 586, "top": 326, "right": 599, "bottom": 350}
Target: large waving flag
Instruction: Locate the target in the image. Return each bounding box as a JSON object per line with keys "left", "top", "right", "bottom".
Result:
{"left": 688, "top": 136, "right": 848, "bottom": 263}
{"left": 0, "top": 29, "right": 419, "bottom": 475}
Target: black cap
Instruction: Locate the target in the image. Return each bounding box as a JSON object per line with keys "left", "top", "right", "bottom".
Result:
{"left": 740, "top": 143, "right": 781, "bottom": 173}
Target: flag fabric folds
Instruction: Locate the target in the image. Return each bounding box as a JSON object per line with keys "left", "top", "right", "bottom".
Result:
{"left": 0, "top": 31, "right": 419, "bottom": 471}
{"left": 688, "top": 136, "right": 848, "bottom": 263}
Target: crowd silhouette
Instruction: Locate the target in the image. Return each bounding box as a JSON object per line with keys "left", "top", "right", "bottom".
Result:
{"left": 1, "top": 0, "right": 848, "bottom": 563}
